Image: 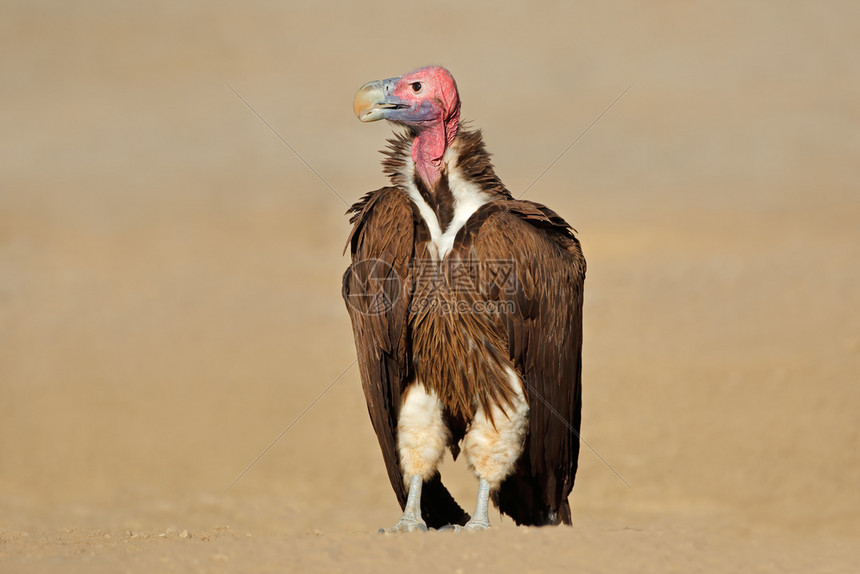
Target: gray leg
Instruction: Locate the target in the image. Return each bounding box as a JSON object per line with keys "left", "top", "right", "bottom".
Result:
{"left": 468, "top": 478, "right": 492, "bottom": 529}
{"left": 447, "top": 478, "right": 491, "bottom": 532}
{"left": 379, "top": 474, "right": 428, "bottom": 533}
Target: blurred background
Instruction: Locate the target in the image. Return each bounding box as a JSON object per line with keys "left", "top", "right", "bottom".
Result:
{"left": 1, "top": 0, "right": 858, "bottom": 559}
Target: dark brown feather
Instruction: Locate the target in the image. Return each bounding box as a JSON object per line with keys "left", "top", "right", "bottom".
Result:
{"left": 413, "top": 171, "right": 455, "bottom": 231}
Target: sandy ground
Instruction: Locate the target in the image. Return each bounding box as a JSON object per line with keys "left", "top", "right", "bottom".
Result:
{"left": 2, "top": 1, "right": 859, "bottom": 572}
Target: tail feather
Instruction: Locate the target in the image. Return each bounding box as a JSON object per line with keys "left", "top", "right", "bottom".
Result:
{"left": 494, "top": 466, "right": 572, "bottom": 526}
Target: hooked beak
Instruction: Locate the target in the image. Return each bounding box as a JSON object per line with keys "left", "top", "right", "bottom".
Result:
{"left": 353, "top": 78, "right": 408, "bottom": 122}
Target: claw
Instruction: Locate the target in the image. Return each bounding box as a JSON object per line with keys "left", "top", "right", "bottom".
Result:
{"left": 379, "top": 516, "right": 429, "bottom": 534}
{"left": 463, "top": 518, "right": 491, "bottom": 531}
{"left": 442, "top": 518, "right": 490, "bottom": 532}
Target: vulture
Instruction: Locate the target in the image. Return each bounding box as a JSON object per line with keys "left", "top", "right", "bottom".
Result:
{"left": 342, "top": 66, "right": 585, "bottom": 532}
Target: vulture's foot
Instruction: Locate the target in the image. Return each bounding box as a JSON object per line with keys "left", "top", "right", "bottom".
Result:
{"left": 446, "top": 477, "right": 492, "bottom": 532}
{"left": 442, "top": 517, "right": 490, "bottom": 532}
{"left": 378, "top": 474, "right": 428, "bottom": 534}
{"left": 379, "top": 516, "right": 428, "bottom": 534}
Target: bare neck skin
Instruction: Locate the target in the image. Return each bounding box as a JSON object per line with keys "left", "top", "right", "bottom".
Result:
{"left": 411, "top": 109, "right": 459, "bottom": 189}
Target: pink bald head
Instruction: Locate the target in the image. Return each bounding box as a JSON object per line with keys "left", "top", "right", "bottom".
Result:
{"left": 353, "top": 65, "right": 462, "bottom": 189}
{"left": 392, "top": 66, "right": 461, "bottom": 137}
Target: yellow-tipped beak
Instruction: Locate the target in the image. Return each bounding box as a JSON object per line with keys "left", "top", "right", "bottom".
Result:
{"left": 353, "top": 80, "right": 387, "bottom": 122}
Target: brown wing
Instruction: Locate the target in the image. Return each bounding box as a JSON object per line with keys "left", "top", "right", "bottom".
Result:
{"left": 469, "top": 200, "right": 586, "bottom": 525}
{"left": 342, "top": 187, "right": 468, "bottom": 528}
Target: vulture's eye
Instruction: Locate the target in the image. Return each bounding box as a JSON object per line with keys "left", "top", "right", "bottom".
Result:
{"left": 411, "top": 82, "right": 422, "bottom": 93}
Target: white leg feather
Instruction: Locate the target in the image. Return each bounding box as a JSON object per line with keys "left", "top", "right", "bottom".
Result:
{"left": 397, "top": 384, "right": 449, "bottom": 483}
{"left": 462, "top": 367, "right": 529, "bottom": 489}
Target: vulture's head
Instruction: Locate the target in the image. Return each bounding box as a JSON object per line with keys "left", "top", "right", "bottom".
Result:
{"left": 353, "top": 66, "right": 460, "bottom": 131}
